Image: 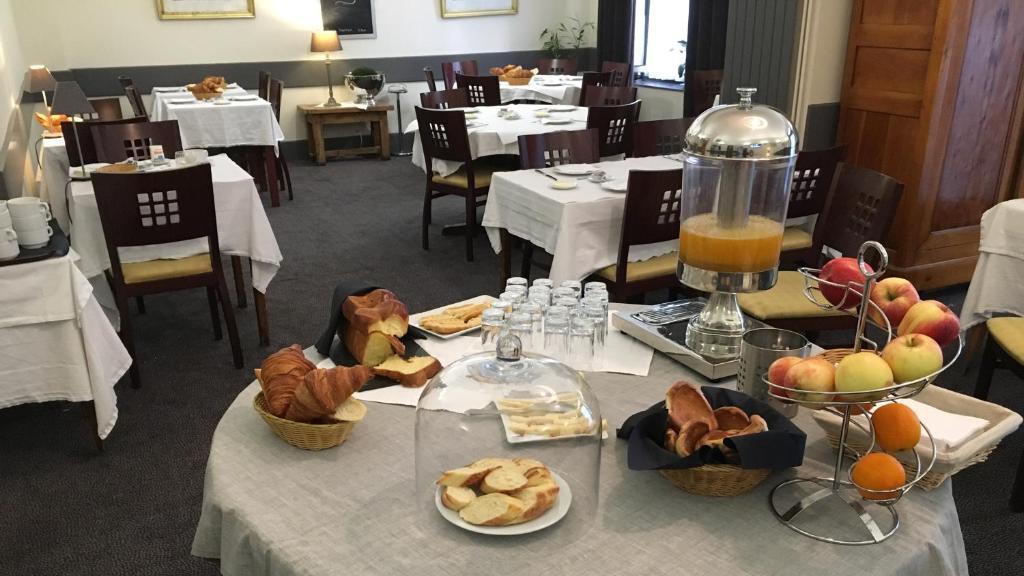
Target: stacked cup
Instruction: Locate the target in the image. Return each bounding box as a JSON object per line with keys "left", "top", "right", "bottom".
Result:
{"left": 0, "top": 200, "right": 19, "bottom": 260}
{"left": 7, "top": 198, "right": 54, "bottom": 249}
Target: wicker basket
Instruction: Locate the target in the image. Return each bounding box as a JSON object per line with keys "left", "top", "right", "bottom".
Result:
{"left": 253, "top": 392, "right": 362, "bottom": 451}
{"left": 500, "top": 75, "right": 532, "bottom": 85}
{"left": 190, "top": 91, "right": 223, "bottom": 100}
{"left": 659, "top": 465, "right": 771, "bottom": 497}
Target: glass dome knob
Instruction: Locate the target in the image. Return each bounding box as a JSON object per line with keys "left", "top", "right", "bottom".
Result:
{"left": 495, "top": 332, "right": 522, "bottom": 362}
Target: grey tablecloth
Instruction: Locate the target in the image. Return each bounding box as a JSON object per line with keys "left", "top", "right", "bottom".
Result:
{"left": 192, "top": 346, "right": 969, "bottom": 576}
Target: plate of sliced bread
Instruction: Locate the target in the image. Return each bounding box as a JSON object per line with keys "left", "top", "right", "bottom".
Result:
{"left": 410, "top": 295, "right": 494, "bottom": 339}
{"left": 435, "top": 458, "right": 571, "bottom": 535}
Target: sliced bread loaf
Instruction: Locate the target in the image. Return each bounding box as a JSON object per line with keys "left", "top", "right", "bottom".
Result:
{"left": 458, "top": 493, "right": 524, "bottom": 526}
{"left": 480, "top": 467, "right": 528, "bottom": 494}
{"left": 441, "top": 486, "right": 477, "bottom": 511}
{"left": 372, "top": 355, "right": 441, "bottom": 388}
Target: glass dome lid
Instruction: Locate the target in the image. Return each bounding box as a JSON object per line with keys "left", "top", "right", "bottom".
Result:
{"left": 684, "top": 87, "right": 798, "bottom": 160}
{"left": 414, "top": 333, "right": 601, "bottom": 545}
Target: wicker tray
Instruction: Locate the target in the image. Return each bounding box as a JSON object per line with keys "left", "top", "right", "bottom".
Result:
{"left": 660, "top": 465, "right": 771, "bottom": 497}
{"left": 253, "top": 392, "right": 363, "bottom": 450}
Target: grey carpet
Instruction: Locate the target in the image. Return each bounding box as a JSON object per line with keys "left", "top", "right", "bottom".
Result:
{"left": 0, "top": 157, "right": 1020, "bottom": 575}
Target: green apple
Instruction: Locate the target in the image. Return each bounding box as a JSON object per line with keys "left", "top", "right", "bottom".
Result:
{"left": 881, "top": 334, "right": 944, "bottom": 383}
{"left": 835, "top": 352, "right": 893, "bottom": 401}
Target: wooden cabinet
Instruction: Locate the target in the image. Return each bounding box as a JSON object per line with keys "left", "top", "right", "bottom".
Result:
{"left": 837, "top": 0, "right": 1024, "bottom": 289}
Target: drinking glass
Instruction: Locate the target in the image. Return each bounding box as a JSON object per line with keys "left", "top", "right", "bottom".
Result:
{"left": 490, "top": 299, "right": 513, "bottom": 315}
{"left": 506, "top": 276, "right": 529, "bottom": 290}
{"left": 505, "top": 285, "right": 527, "bottom": 306}
{"left": 532, "top": 278, "right": 554, "bottom": 290}
{"left": 508, "top": 311, "right": 534, "bottom": 353}
{"left": 584, "top": 281, "right": 607, "bottom": 296}
{"left": 518, "top": 302, "right": 544, "bottom": 350}
{"left": 581, "top": 297, "right": 607, "bottom": 355}
{"left": 560, "top": 280, "right": 583, "bottom": 299}
{"left": 479, "top": 308, "right": 506, "bottom": 352}
{"left": 175, "top": 151, "right": 189, "bottom": 166}
{"left": 551, "top": 286, "right": 576, "bottom": 303}
{"left": 553, "top": 296, "right": 579, "bottom": 319}
{"left": 544, "top": 305, "right": 570, "bottom": 361}
{"left": 528, "top": 285, "right": 551, "bottom": 307}
{"left": 568, "top": 316, "right": 596, "bottom": 371}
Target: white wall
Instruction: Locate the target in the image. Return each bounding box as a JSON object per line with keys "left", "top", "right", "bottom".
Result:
{"left": 790, "top": 0, "right": 852, "bottom": 138}
{"left": 0, "top": 0, "right": 31, "bottom": 197}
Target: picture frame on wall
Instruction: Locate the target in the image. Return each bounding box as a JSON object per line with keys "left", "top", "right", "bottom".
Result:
{"left": 321, "top": 0, "right": 377, "bottom": 39}
{"left": 156, "top": 0, "right": 255, "bottom": 20}
{"left": 440, "top": 0, "right": 518, "bottom": 19}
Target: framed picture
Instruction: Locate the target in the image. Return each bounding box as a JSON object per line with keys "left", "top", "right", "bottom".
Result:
{"left": 156, "top": 0, "right": 255, "bottom": 20}
{"left": 440, "top": 0, "right": 518, "bottom": 19}
{"left": 321, "top": 0, "right": 377, "bottom": 39}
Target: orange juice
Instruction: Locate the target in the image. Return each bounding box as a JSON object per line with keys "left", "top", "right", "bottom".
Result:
{"left": 678, "top": 213, "right": 784, "bottom": 273}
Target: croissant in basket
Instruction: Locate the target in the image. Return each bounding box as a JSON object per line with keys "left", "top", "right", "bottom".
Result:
{"left": 259, "top": 345, "right": 317, "bottom": 417}
{"left": 285, "top": 365, "right": 373, "bottom": 423}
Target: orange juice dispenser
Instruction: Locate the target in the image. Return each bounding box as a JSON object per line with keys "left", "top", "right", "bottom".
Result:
{"left": 678, "top": 87, "right": 798, "bottom": 360}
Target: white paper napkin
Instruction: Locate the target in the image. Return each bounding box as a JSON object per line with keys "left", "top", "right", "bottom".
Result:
{"left": 891, "top": 398, "right": 989, "bottom": 453}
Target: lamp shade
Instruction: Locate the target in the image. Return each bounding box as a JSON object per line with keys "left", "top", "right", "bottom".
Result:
{"left": 26, "top": 65, "right": 56, "bottom": 93}
{"left": 51, "top": 81, "right": 96, "bottom": 116}
{"left": 311, "top": 30, "right": 342, "bottom": 53}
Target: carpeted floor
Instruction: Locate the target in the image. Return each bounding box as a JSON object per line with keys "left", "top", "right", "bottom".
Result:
{"left": 0, "top": 157, "right": 1020, "bottom": 575}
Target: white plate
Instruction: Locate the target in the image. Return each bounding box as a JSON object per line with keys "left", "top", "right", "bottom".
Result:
{"left": 409, "top": 295, "right": 495, "bottom": 339}
{"left": 549, "top": 180, "right": 577, "bottom": 190}
{"left": 153, "top": 87, "right": 184, "bottom": 93}
{"left": 168, "top": 99, "right": 195, "bottom": 105}
{"left": 541, "top": 117, "right": 574, "bottom": 125}
{"left": 550, "top": 105, "right": 576, "bottom": 112}
{"left": 466, "top": 120, "right": 488, "bottom": 128}
{"left": 601, "top": 179, "right": 628, "bottom": 193}
{"left": 553, "top": 164, "right": 595, "bottom": 176}
{"left": 212, "top": 100, "right": 232, "bottom": 106}
{"left": 434, "top": 471, "right": 572, "bottom": 535}
{"left": 229, "top": 95, "right": 259, "bottom": 101}
{"left": 499, "top": 414, "right": 597, "bottom": 444}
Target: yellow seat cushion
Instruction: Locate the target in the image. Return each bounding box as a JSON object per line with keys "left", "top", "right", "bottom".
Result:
{"left": 781, "top": 227, "right": 813, "bottom": 251}
{"left": 596, "top": 252, "right": 678, "bottom": 283}
{"left": 988, "top": 317, "right": 1024, "bottom": 365}
{"left": 121, "top": 253, "right": 213, "bottom": 284}
{"left": 431, "top": 162, "right": 501, "bottom": 189}
{"left": 737, "top": 271, "right": 847, "bottom": 321}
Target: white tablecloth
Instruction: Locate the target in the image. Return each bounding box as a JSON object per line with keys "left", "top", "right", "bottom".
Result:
{"left": 407, "top": 104, "right": 590, "bottom": 176}
{"left": 482, "top": 155, "right": 682, "bottom": 283}
{"left": 62, "top": 154, "right": 282, "bottom": 293}
{"left": 960, "top": 199, "right": 1024, "bottom": 329}
{"left": 149, "top": 86, "right": 285, "bottom": 150}
{"left": 38, "top": 137, "right": 72, "bottom": 233}
{"left": 0, "top": 253, "right": 131, "bottom": 439}
{"left": 500, "top": 75, "right": 582, "bottom": 105}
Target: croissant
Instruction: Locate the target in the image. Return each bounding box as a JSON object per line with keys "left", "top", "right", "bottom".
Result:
{"left": 489, "top": 67, "right": 506, "bottom": 76}
{"left": 506, "top": 67, "right": 533, "bottom": 79}
{"left": 285, "top": 366, "right": 373, "bottom": 423}
{"left": 503, "top": 64, "right": 518, "bottom": 72}
{"left": 259, "top": 344, "right": 316, "bottom": 417}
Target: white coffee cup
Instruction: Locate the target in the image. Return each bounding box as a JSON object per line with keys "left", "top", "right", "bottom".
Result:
{"left": 0, "top": 202, "right": 11, "bottom": 228}
{"left": 6, "top": 197, "right": 52, "bottom": 222}
{"left": 0, "top": 227, "right": 19, "bottom": 260}
{"left": 12, "top": 211, "right": 49, "bottom": 234}
{"left": 16, "top": 223, "right": 52, "bottom": 249}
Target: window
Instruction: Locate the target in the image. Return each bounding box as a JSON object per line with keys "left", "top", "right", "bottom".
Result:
{"left": 633, "top": 0, "right": 689, "bottom": 83}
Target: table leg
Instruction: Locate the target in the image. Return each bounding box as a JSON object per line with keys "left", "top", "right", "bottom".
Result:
{"left": 305, "top": 118, "right": 315, "bottom": 159}
{"left": 962, "top": 325, "right": 987, "bottom": 375}
{"left": 254, "top": 289, "right": 270, "bottom": 346}
{"left": 499, "top": 228, "right": 512, "bottom": 287}
{"left": 264, "top": 146, "right": 280, "bottom": 208}
{"left": 311, "top": 120, "right": 327, "bottom": 165}
{"left": 230, "top": 256, "right": 248, "bottom": 309}
{"left": 378, "top": 113, "right": 391, "bottom": 160}
{"left": 82, "top": 400, "right": 103, "bottom": 452}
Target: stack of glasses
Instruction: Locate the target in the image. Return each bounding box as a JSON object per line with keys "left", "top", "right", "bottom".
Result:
{"left": 481, "top": 277, "right": 609, "bottom": 371}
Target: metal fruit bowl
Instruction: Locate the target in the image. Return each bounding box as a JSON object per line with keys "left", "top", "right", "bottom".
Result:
{"left": 344, "top": 73, "right": 385, "bottom": 105}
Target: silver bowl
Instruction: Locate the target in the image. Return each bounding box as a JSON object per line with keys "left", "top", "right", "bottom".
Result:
{"left": 344, "top": 73, "right": 385, "bottom": 106}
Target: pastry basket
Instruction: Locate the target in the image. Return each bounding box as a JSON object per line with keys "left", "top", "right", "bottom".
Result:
{"left": 252, "top": 370, "right": 365, "bottom": 451}
{"left": 500, "top": 75, "right": 532, "bottom": 85}
{"left": 659, "top": 465, "right": 770, "bottom": 497}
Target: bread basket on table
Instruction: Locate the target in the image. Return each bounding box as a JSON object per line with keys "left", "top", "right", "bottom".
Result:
{"left": 253, "top": 368, "right": 367, "bottom": 451}
{"left": 619, "top": 385, "right": 806, "bottom": 497}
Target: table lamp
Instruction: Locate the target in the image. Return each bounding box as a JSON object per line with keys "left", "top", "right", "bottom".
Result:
{"left": 51, "top": 81, "right": 97, "bottom": 180}
{"left": 26, "top": 65, "right": 57, "bottom": 110}
{"left": 311, "top": 31, "right": 342, "bottom": 107}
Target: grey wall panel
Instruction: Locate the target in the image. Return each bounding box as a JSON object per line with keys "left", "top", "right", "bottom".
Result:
{"left": 722, "top": 0, "right": 798, "bottom": 110}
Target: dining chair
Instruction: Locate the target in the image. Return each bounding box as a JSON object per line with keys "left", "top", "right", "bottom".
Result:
{"left": 578, "top": 71, "right": 612, "bottom": 106}
{"left": 88, "top": 97, "right": 124, "bottom": 121}
{"left": 779, "top": 145, "right": 847, "bottom": 269}
{"left": 601, "top": 61, "right": 631, "bottom": 87}
{"left": 537, "top": 58, "right": 579, "bottom": 75}
{"left": 258, "top": 70, "right": 271, "bottom": 100}
{"left": 631, "top": 117, "right": 695, "bottom": 157}
{"left": 736, "top": 163, "right": 905, "bottom": 333}
{"left": 419, "top": 89, "right": 468, "bottom": 109}
{"left": 423, "top": 67, "right": 438, "bottom": 92}
{"left": 117, "top": 76, "right": 134, "bottom": 90}
{"left": 691, "top": 69, "right": 723, "bottom": 113}
{"left": 267, "top": 78, "right": 294, "bottom": 201}
{"left": 91, "top": 163, "right": 242, "bottom": 388}
{"left": 415, "top": 106, "right": 504, "bottom": 262}
{"left": 456, "top": 74, "right": 501, "bottom": 107}
{"left": 586, "top": 100, "right": 641, "bottom": 158}
{"left": 590, "top": 168, "right": 684, "bottom": 302}
{"left": 972, "top": 315, "right": 1024, "bottom": 512}
{"left": 441, "top": 60, "right": 479, "bottom": 89}
{"left": 120, "top": 79, "right": 148, "bottom": 118}
{"left": 92, "top": 120, "right": 183, "bottom": 163}
{"left": 583, "top": 86, "right": 639, "bottom": 107}
{"left": 62, "top": 117, "right": 146, "bottom": 166}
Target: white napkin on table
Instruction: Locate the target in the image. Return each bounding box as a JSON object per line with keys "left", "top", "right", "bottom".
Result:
{"left": 891, "top": 398, "right": 989, "bottom": 453}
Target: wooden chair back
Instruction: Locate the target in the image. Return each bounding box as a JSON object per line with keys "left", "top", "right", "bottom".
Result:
{"left": 124, "top": 85, "right": 147, "bottom": 118}
{"left": 538, "top": 58, "right": 579, "bottom": 75}
{"left": 118, "top": 76, "right": 134, "bottom": 90}
{"left": 817, "top": 163, "right": 904, "bottom": 265}
{"left": 62, "top": 116, "right": 146, "bottom": 166}
{"left": 601, "top": 61, "right": 631, "bottom": 87}
{"left": 578, "top": 71, "right": 612, "bottom": 106}
{"left": 258, "top": 70, "right": 271, "bottom": 100}
{"left": 419, "top": 89, "right": 468, "bottom": 109}
{"left": 423, "top": 67, "right": 438, "bottom": 92}
{"left": 92, "top": 120, "right": 183, "bottom": 163}
{"left": 586, "top": 101, "right": 641, "bottom": 157}
{"left": 692, "top": 69, "right": 723, "bottom": 113}
{"left": 441, "top": 60, "right": 479, "bottom": 89}
{"left": 88, "top": 97, "right": 124, "bottom": 121}
{"left": 632, "top": 117, "right": 694, "bottom": 157}
{"left": 414, "top": 106, "right": 472, "bottom": 165}
{"left": 787, "top": 145, "right": 846, "bottom": 220}
{"left": 268, "top": 78, "right": 284, "bottom": 120}
{"left": 611, "top": 168, "right": 684, "bottom": 286}
{"left": 583, "top": 86, "right": 638, "bottom": 107}
{"left": 456, "top": 74, "right": 500, "bottom": 107}
{"left": 517, "top": 129, "right": 600, "bottom": 169}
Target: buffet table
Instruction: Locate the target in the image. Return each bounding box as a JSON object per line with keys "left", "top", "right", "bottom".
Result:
{"left": 192, "top": 308, "right": 968, "bottom": 576}
{"left": 960, "top": 199, "right": 1024, "bottom": 330}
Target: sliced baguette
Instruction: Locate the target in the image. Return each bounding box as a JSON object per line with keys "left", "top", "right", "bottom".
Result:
{"left": 440, "top": 486, "right": 477, "bottom": 511}
{"left": 481, "top": 467, "right": 528, "bottom": 494}
{"left": 512, "top": 458, "right": 547, "bottom": 476}
{"left": 524, "top": 467, "right": 554, "bottom": 487}
{"left": 437, "top": 465, "right": 499, "bottom": 487}
{"left": 509, "top": 483, "right": 560, "bottom": 524}
{"left": 470, "top": 457, "right": 517, "bottom": 471}
{"left": 458, "top": 493, "right": 524, "bottom": 526}
{"left": 372, "top": 355, "right": 441, "bottom": 388}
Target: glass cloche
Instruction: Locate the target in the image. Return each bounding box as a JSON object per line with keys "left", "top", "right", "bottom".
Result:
{"left": 415, "top": 333, "right": 601, "bottom": 543}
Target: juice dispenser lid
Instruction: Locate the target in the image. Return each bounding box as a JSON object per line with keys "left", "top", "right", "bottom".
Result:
{"left": 684, "top": 87, "right": 798, "bottom": 160}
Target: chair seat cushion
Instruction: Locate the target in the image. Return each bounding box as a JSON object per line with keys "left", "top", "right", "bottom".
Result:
{"left": 738, "top": 271, "right": 846, "bottom": 320}
{"left": 988, "top": 317, "right": 1024, "bottom": 365}
{"left": 121, "top": 253, "right": 213, "bottom": 284}
{"left": 781, "top": 227, "right": 813, "bottom": 251}
{"left": 596, "top": 252, "right": 678, "bottom": 283}
{"left": 431, "top": 161, "right": 502, "bottom": 189}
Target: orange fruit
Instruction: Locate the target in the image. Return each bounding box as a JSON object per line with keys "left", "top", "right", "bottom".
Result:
{"left": 872, "top": 403, "right": 921, "bottom": 452}
{"left": 851, "top": 452, "right": 906, "bottom": 500}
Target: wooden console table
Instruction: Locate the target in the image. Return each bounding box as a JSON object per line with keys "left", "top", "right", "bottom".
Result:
{"left": 298, "top": 104, "right": 393, "bottom": 164}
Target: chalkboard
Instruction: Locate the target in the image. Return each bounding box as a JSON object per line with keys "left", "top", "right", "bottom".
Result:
{"left": 321, "top": 0, "right": 376, "bottom": 39}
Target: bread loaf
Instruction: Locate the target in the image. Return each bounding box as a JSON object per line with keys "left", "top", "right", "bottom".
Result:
{"left": 342, "top": 289, "right": 409, "bottom": 337}
{"left": 343, "top": 325, "right": 406, "bottom": 367}
{"left": 372, "top": 355, "right": 441, "bottom": 387}
{"left": 284, "top": 366, "right": 373, "bottom": 423}
{"left": 258, "top": 344, "right": 317, "bottom": 417}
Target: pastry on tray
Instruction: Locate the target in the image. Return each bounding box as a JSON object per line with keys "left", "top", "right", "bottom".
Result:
{"left": 418, "top": 301, "right": 489, "bottom": 334}
{"left": 437, "top": 458, "right": 560, "bottom": 526}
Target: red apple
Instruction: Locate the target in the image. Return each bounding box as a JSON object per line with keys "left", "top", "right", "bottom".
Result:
{"left": 835, "top": 352, "right": 894, "bottom": 401}
{"left": 767, "top": 356, "right": 804, "bottom": 400}
{"left": 897, "top": 300, "right": 960, "bottom": 347}
{"left": 783, "top": 357, "right": 836, "bottom": 409}
{"left": 881, "top": 334, "right": 944, "bottom": 383}
{"left": 819, "top": 257, "right": 874, "bottom": 309}
{"left": 869, "top": 277, "right": 920, "bottom": 330}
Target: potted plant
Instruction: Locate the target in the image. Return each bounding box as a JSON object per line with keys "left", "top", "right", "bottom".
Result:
{"left": 540, "top": 17, "right": 595, "bottom": 60}
{"left": 344, "top": 66, "right": 386, "bottom": 106}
